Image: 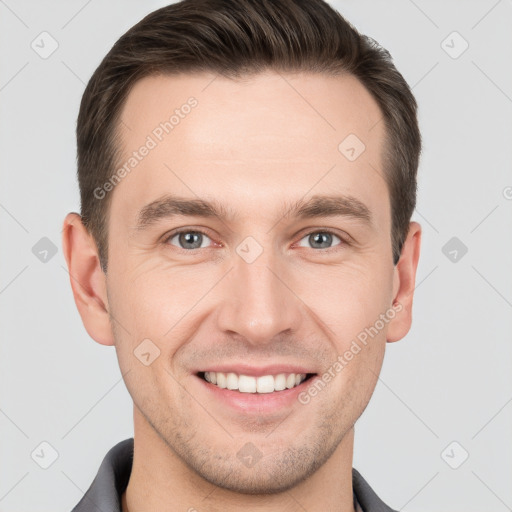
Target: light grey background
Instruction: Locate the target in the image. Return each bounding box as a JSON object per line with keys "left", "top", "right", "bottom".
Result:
{"left": 1, "top": 1, "right": 511, "bottom": 511}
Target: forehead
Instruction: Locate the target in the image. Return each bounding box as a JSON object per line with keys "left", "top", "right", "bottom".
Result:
{"left": 111, "top": 71, "right": 388, "bottom": 228}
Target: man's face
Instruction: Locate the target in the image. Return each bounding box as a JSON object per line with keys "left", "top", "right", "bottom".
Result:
{"left": 105, "top": 71, "right": 399, "bottom": 492}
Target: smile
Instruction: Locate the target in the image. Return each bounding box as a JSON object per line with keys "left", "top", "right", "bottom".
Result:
{"left": 198, "top": 371, "right": 316, "bottom": 394}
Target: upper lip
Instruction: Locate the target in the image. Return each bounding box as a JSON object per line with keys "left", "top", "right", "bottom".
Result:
{"left": 196, "top": 364, "right": 316, "bottom": 377}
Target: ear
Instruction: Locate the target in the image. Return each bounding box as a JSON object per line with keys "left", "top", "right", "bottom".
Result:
{"left": 386, "top": 221, "right": 422, "bottom": 343}
{"left": 61, "top": 212, "right": 114, "bottom": 346}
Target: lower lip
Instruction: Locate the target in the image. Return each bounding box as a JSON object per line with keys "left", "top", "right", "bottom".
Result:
{"left": 194, "top": 374, "right": 316, "bottom": 414}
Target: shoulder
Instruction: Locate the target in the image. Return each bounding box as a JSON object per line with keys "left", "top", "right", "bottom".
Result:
{"left": 352, "top": 468, "right": 398, "bottom": 512}
{"left": 70, "top": 438, "right": 134, "bottom": 512}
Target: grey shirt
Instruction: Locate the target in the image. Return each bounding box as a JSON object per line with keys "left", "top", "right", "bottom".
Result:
{"left": 71, "top": 438, "right": 397, "bottom": 512}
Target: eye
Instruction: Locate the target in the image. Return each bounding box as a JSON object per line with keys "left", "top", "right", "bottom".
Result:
{"left": 166, "top": 230, "right": 213, "bottom": 250}
{"left": 297, "top": 230, "right": 344, "bottom": 250}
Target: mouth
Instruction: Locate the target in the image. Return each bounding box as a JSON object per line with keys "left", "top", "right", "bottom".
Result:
{"left": 196, "top": 371, "right": 317, "bottom": 394}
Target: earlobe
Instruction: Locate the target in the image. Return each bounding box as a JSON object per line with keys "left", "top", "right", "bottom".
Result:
{"left": 61, "top": 212, "right": 115, "bottom": 346}
{"left": 386, "top": 221, "right": 422, "bottom": 343}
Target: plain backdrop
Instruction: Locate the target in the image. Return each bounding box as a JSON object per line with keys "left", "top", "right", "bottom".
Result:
{"left": 0, "top": 1, "right": 511, "bottom": 511}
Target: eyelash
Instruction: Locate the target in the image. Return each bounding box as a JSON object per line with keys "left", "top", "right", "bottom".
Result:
{"left": 163, "top": 228, "right": 350, "bottom": 253}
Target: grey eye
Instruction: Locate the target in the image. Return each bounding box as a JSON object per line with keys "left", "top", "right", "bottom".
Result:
{"left": 168, "top": 231, "right": 212, "bottom": 250}
{"left": 297, "top": 231, "right": 342, "bottom": 249}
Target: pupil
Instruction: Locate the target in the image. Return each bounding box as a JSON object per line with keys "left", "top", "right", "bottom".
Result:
{"left": 180, "top": 232, "right": 201, "bottom": 249}
{"left": 311, "top": 232, "right": 331, "bottom": 248}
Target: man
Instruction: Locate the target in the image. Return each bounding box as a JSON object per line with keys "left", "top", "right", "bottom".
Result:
{"left": 63, "top": 0, "right": 422, "bottom": 510}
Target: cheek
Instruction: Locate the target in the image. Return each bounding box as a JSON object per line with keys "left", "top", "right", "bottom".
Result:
{"left": 299, "top": 262, "right": 393, "bottom": 340}
{"left": 107, "top": 261, "right": 218, "bottom": 367}
{"left": 313, "top": 322, "right": 386, "bottom": 420}
{"left": 299, "top": 263, "right": 392, "bottom": 399}
{"left": 108, "top": 255, "right": 197, "bottom": 326}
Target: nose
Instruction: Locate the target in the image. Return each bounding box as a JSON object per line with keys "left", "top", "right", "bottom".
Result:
{"left": 215, "top": 243, "right": 304, "bottom": 347}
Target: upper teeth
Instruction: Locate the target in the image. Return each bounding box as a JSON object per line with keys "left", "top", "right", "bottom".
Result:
{"left": 204, "top": 372, "right": 307, "bottom": 393}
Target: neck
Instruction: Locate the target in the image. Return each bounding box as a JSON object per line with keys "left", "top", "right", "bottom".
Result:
{"left": 122, "top": 407, "right": 356, "bottom": 512}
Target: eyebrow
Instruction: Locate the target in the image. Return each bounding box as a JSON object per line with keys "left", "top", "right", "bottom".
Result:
{"left": 135, "top": 193, "right": 373, "bottom": 230}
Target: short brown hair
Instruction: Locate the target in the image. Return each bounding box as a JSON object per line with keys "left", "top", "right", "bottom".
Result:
{"left": 77, "top": 0, "right": 421, "bottom": 272}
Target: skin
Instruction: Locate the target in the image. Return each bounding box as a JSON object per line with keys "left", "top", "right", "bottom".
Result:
{"left": 62, "top": 71, "right": 421, "bottom": 512}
